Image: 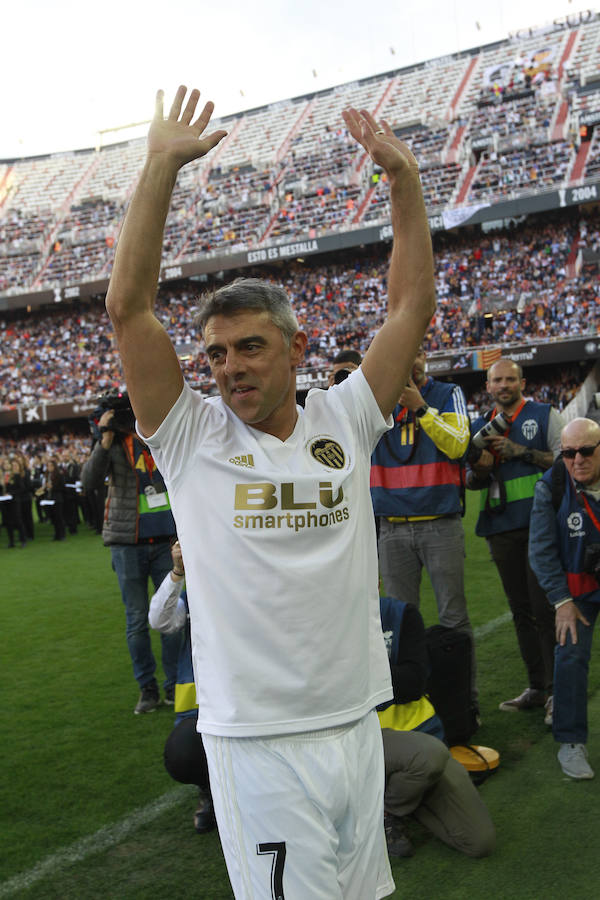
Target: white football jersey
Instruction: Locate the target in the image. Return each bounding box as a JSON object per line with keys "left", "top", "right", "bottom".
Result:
{"left": 144, "top": 368, "right": 392, "bottom": 736}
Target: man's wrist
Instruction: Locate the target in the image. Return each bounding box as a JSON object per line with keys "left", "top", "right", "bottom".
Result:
{"left": 554, "top": 597, "right": 573, "bottom": 610}
{"left": 171, "top": 568, "right": 184, "bottom": 578}
{"left": 415, "top": 404, "right": 429, "bottom": 419}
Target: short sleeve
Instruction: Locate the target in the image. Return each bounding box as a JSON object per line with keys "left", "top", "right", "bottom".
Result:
{"left": 140, "top": 383, "right": 221, "bottom": 486}
{"left": 319, "top": 368, "right": 392, "bottom": 455}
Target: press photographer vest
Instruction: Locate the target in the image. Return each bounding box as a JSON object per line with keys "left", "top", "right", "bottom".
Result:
{"left": 473, "top": 400, "right": 550, "bottom": 537}
{"left": 122, "top": 436, "right": 175, "bottom": 540}
{"left": 377, "top": 597, "right": 442, "bottom": 738}
{"left": 370, "top": 379, "right": 464, "bottom": 518}
{"left": 173, "top": 593, "right": 199, "bottom": 723}
{"left": 542, "top": 467, "right": 600, "bottom": 604}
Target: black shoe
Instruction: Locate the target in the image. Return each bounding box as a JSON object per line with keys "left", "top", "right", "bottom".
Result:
{"left": 134, "top": 683, "right": 160, "bottom": 714}
{"left": 164, "top": 685, "right": 175, "bottom": 706}
{"left": 384, "top": 812, "right": 414, "bottom": 858}
{"left": 194, "top": 788, "right": 217, "bottom": 834}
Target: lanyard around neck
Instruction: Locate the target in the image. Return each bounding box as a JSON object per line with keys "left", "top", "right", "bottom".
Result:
{"left": 491, "top": 397, "right": 526, "bottom": 433}
{"left": 580, "top": 492, "right": 600, "bottom": 535}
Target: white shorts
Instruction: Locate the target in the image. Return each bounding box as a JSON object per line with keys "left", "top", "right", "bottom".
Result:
{"left": 202, "top": 710, "right": 395, "bottom": 900}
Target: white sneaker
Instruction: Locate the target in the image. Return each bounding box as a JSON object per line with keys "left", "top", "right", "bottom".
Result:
{"left": 544, "top": 695, "right": 553, "bottom": 727}
{"left": 558, "top": 743, "right": 594, "bottom": 780}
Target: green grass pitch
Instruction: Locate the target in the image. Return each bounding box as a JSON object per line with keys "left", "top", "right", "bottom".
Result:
{"left": 2, "top": 496, "right": 600, "bottom": 899}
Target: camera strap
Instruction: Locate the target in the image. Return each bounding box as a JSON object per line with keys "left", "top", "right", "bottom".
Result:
{"left": 491, "top": 397, "right": 526, "bottom": 432}
{"left": 488, "top": 398, "right": 527, "bottom": 465}
{"left": 579, "top": 493, "right": 600, "bottom": 535}
{"left": 383, "top": 406, "right": 421, "bottom": 464}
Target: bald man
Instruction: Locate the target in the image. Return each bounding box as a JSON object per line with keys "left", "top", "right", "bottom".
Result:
{"left": 467, "top": 358, "right": 562, "bottom": 719}
{"left": 529, "top": 417, "right": 600, "bottom": 779}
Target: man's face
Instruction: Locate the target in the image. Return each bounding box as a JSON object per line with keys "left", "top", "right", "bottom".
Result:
{"left": 561, "top": 422, "right": 600, "bottom": 486}
{"left": 204, "top": 310, "right": 306, "bottom": 436}
{"left": 411, "top": 347, "right": 427, "bottom": 385}
{"left": 486, "top": 361, "right": 524, "bottom": 409}
{"left": 328, "top": 361, "right": 359, "bottom": 388}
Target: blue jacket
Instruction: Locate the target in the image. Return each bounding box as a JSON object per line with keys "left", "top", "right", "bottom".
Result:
{"left": 529, "top": 469, "right": 600, "bottom": 607}
{"left": 174, "top": 592, "right": 198, "bottom": 724}
{"left": 371, "top": 378, "right": 468, "bottom": 518}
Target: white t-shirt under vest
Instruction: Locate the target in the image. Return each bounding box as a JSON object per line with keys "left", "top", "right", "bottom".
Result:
{"left": 143, "top": 368, "right": 393, "bottom": 736}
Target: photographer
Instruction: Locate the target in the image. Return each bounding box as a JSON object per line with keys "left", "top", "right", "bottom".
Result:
{"left": 327, "top": 349, "right": 362, "bottom": 387}
{"left": 466, "top": 358, "right": 562, "bottom": 721}
{"left": 81, "top": 392, "right": 181, "bottom": 714}
{"left": 371, "top": 345, "right": 478, "bottom": 713}
{"left": 529, "top": 417, "right": 600, "bottom": 780}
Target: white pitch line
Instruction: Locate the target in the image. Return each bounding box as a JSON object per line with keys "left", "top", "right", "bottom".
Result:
{"left": 473, "top": 611, "right": 512, "bottom": 639}
{"left": 0, "top": 785, "right": 193, "bottom": 898}
{"left": 1, "top": 613, "right": 514, "bottom": 896}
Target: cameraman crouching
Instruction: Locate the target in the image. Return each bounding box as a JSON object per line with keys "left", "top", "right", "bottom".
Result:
{"left": 529, "top": 417, "right": 600, "bottom": 780}
{"left": 82, "top": 393, "right": 181, "bottom": 714}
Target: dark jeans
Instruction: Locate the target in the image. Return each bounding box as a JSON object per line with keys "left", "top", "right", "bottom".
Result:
{"left": 111, "top": 542, "right": 182, "bottom": 691}
{"left": 488, "top": 528, "right": 555, "bottom": 693}
{"left": 553, "top": 598, "right": 600, "bottom": 744}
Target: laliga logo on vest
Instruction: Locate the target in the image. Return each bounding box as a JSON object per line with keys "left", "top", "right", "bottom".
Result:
{"left": 521, "top": 420, "right": 539, "bottom": 441}
{"left": 567, "top": 512, "right": 584, "bottom": 532}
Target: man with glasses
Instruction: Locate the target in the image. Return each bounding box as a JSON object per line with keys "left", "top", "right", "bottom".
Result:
{"left": 466, "top": 358, "right": 563, "bottom": 721}
{"left": 529, "top": 417, "right": 600, "bottom": 779}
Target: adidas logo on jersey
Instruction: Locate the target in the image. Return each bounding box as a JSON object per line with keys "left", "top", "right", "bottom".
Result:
{"left": 229, "top": 454, "right": 255, "bottom": 468}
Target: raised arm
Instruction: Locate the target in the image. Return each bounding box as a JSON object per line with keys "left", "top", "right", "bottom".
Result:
{"left": 342, "top": 109, "right": 436, "bottom": 419}
{"left": 106, "top": 86, "right": 227, "bottom": 436}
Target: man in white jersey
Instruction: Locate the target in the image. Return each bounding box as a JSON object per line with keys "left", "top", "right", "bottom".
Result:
{"left": 105, "top": 85, "right": 436, "bottom": 899}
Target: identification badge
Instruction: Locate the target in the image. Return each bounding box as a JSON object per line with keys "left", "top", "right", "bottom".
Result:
{"left": 146, "top": 490, "right": 168, "bottom": 509}
{"left": 489, "top": 479, "right": 500, "bottom": 501}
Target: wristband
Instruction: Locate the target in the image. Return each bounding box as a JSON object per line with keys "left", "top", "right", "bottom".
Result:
{"left": 415, "top": 405, "right": 428, "bottom": 419}
{"left": 172, "top": 569, "right": 184, "bottom": 577}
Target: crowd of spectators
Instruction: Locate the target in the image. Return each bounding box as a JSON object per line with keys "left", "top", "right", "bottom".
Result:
{"left": 0, "top": 429, "right": 94, "bottom": 548}
{"left": 0, "top": 351, "right": 586, "bottom": 551}
{"left": 1, "top": 211, "right": 598, "bottom": 408}
{"left": 4, "top": 44, "right": 600, "bottom": 296}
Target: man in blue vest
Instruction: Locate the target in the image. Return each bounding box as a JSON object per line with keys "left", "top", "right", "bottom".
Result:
{"left": 466, "top": 358, "right": 562, "bottom": 720}
{"left": 82, "top": 399, "right": 181, "bottom": 714}
{"left": 529, "top": 417, "right": 600, "bottom": 779}
{"left": 371, "top": 345, "right": 478, "bottom": 709}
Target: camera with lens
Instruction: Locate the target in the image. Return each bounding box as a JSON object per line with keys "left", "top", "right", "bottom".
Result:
{"left": 471, "top": 411, "right": 510, "bottom": 450}
{"left": 333, "top": 368, "right": 353, "bottom": 385}
{"left": 89, "top": 389, "right": 135, "bottom": 441}
{"left": 466, "top": 410, "right": 511, "bottom": 464}
{"left": 583, "top": 543, "right": 600, "bottom": 583}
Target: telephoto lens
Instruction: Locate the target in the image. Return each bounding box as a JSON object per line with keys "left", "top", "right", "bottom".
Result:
{"left": 471, "top": 411, "right": 510, "bottom": 449}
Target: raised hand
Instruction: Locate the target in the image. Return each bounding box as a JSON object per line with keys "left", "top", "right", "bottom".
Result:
{"left": 342, "top": 107, "right": 419, "bottom": 180}
{"left": 147, "top": 85, "right": 227, "bottom": 169}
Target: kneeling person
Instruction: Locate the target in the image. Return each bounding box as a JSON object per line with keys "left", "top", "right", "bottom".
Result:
{"left": 149, "top": 540, "right": 216, "bottom": 832}
{"left": 379, "top": 596, "right": 495, "bottom": 858}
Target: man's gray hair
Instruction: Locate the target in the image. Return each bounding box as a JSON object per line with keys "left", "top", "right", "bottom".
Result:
{"left": 195, "top": 278, "right": 299, "bottom": 345}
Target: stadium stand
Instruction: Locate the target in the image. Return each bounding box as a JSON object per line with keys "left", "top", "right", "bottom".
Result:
{"left": 2, "top": 11, "right": 600, "bottom": 426}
